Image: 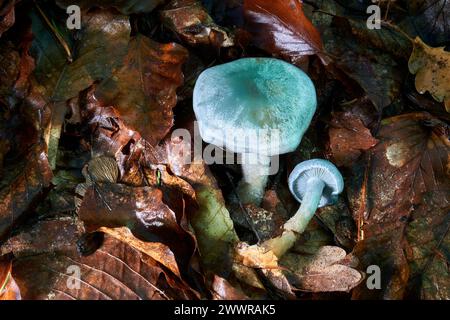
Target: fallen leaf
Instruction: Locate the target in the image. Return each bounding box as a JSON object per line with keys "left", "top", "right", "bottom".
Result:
{"left": 30, "top": 8, "right": 131, "bottom": 167}
{"left": 163, "top": 123, "right": 265, "bottom": 289}
{"left": 0, "top": 38, "right": 34, "bottom": 108}
{"left": 163, "top": 127, "right": 239, "bottom": 273}
{"left": 401, "top": 0, "right": 450, "bottom": 46}
{"left": 161, "top": 0, "right": 234, "bottom": 48}
{"left": 98, "top": 226, "right": 182, "bottom": 278}
{"left": 2, "top": 217, "right": 199, "bottom": 300}
{"left": 328, "top": 111, "right": 378, "bottom": 167}
{"left": 408, "top": 37, "right": 450, "bottom": 112}
{"left": 281, "top": 246, "right": 362, "bottom": 293}
{"left": 321, "top": 18, "right": 402, "bottom": 111}
{"left": 94, "top": 35, "right": 188, "bottom": 146}
{"left": 31, "top": 9, "right": 130, "bottom": 103}
{"left": 243, "top": 0, "right": 328, "bottom": 65}
{"left": 211, "top": 275, "right": 248, "bottom": 300}
{"left": 349, "top": 112, "right": 450, "bottom": 299}
{"left": 0, "top": 143, "right": 52, "bottom": 240}
{"left": 77, "top": 182, "right": 196, "bottom": 272}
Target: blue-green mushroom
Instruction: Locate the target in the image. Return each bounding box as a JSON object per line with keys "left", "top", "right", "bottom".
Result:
{"left": 193, "top": 58, "right": 317, "bottom": 205}
{"left": 263, "top": 159, "right": 344, "bottom": 257}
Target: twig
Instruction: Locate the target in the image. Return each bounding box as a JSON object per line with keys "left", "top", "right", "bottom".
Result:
{"left": 34, "top": 0, "right": 73, "bottom": 63}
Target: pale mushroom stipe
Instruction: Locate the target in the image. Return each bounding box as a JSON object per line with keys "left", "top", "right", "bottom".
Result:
{"left": 193, "top": 58, "right": 317, "bottom": 205}
{"left": 262, "top": 159, "right": 344, "bottom": 258}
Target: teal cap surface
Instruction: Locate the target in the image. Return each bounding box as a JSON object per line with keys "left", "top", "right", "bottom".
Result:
{"left": 193, "top": 58, "right": 317, "bottom": 156}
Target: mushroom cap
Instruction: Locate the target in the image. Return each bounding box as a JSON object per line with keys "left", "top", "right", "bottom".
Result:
{"left": 193, "top": 58, "right": 317, "bottom": 156}
{"left": 288, "top": 159, "right": 344, "bottom": 208}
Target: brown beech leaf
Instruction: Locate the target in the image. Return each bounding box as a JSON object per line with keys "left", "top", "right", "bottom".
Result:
{"left": 2, "top": 217, "right": 198, "bottom": 300}
{"left": 281, "top": 246, "right": 363, "bottom": 293}
{"left": 0, "top": 1, "right": 15, "bottom": 37}
{"left": 77, "top": 182, "right": 196, "bottom": 272}
{"left": 328, "top": 111, "right": 378, "bottom": 167}
{"left": 0, "top": 144, "right": 52, "bottom": 240}
{"left": 243, "top": 0, "right": 328, "bottom": 65}
{"left": 94, "top": 35, "right": 188, "bottom": 146}
{"left": 349, "top": 113, "right": 450, "bottom": 299}
{"left": 161, "top": 0, "right": 234, "bottom": 48}
{"left": 98, "top": 226, "right": 181, "bottom": 278}
{"left": 408, "top": 37, "right": 450, "bottom": 112}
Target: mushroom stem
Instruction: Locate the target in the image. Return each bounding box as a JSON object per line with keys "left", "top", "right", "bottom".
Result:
{"left": 237, "top": 153, "right": 271, "bottom": 205}
{"left": 262, "top": 177, "right": 325, "bottom": 258}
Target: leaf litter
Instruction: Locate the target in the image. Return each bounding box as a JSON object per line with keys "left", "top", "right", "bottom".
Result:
{"left": 0, "top": 0, "right": 449, "bottom": 300}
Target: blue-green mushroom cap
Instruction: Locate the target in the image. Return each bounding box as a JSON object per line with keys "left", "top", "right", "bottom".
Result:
{"left": 193, "top": 58, "right": 317, "bottom": 156}
{"left": 288, "top": 159, "right": 344, "bottom": 208}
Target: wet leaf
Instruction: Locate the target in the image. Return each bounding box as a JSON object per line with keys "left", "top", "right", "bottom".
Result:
{"left": 243, "top": 0, "right": 328, "bottom": 65}
{"left": 328, "top": 111, "right": 378, "bottom": 167}
{"left": 31, "top": 9, "right": 130, "bottom": 102}
{"left": 408, "top": 37, "right": 450, "bottom": 112}
{"left": 350, "top": 113, "right": 450, "bottom": 299}
{"left": 94, "top": 35, "right": 188, "bottom": 146}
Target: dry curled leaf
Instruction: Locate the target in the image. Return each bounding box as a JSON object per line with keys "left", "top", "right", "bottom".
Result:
{"left": 408, "top": 37, "right": 450, "bottom": 112}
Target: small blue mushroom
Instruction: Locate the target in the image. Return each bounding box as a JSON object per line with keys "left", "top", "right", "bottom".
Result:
{"left": 262, "top": 159, "right": 344, "bottom": 257}
{"left": 193, "top": 58, "right": 317, "bottom": 205}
